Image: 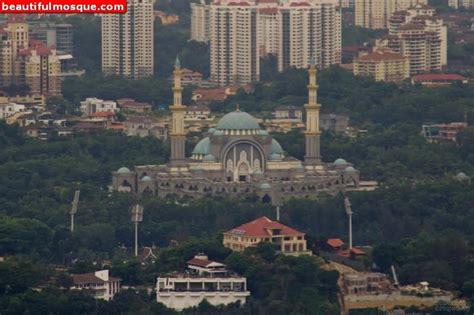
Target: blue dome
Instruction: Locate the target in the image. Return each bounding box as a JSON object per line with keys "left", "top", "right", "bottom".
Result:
{"left": 260, "top": 183, "right": 272, "bottom": 190}
{"left": 344, "top": 166, "right": 357, "bottom": 173}
{"left": 269, "top": 153, "right": 283, "bottom": 161}
{"left": 456, "top": 172, "right": 468, "bottom": 178}
{"left": 141, "top": 176, "right": 152, "bottom": 182}
{"left": 207, "top": 128, "right": 216, "bottom": 135}
{"left": 257, "top": 130, "right": 269, "bottom": 136}
{"left": 214, "top": 130, "right": 224, "bottom": 136}
{"left": 192, "top": 137, "right": 211, "bottom": 155}
{"left": 203, "top": 154, "right": 216, "bottom": 162}
{"left": 334, "top": 158, "right": 347, "bottom": 165}
{"left": 217, "top": 111, "right": 260, "bottom": 130}
{"left": 117, "top": 167, "right": 131, "bottom": 174}
{"left": 254, "top": 169, "right": 264, "bottom": 175}
{"left": 271, "top": 139, "right": 284, "bottom": 155}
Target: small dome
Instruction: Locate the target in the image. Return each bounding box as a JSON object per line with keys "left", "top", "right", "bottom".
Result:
{"left": 203, "top": 154, "right": 216, "bottom": 162}
{"left": 207, "top": 128, "right": 216, "bottom": 135}
{"left": 254, "top": 169, "right": 264, "bottom": 175}
{"left": 260, "top": 183, "right": 272, "bottom": 190}
{"left": 271, "top": 139, "right": 284, "bottom": 155}
{"left": 456, "top": 172, "right": 468, "bottom": 178}
{"left": 214, "top": 130, "right": 224, "bottom": 136}
{"left": 295, "top": 164, "right": 304, "bottom": 170}
{"left": 344, "top": 166, "right": 357, "bottom": 173}
{"left": 217, "top": 111, "right": 260, "bottom": 130}
{"left": 192, "top": 137, "right": 211, "bottom": 155}
{"left": 257, "top": 130, "right": 269, "bottom": 136}
{"left": 269, "top": 153, "right": 283, "bottom": 161}
{"left": 334, "top": 158, "right": 347, "bottom": 165}
{"left": 141, "top": 176, "right": 152, "bottom": 182}
{"left": 117, "top": 167, "right": 131, "bottom": 174}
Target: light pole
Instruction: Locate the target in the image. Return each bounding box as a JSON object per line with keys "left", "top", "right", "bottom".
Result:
{"left": 344, "top": 196, "right": 353, "bottom": 250}
{"left": 131, "top": 204, "right": 144, "bottom": 257}
{"left": 70, "top": 190, "right": 80, "bottom": 232}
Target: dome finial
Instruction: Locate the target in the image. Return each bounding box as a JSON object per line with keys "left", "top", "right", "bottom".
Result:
{"left": 175, "top": 54, "right": 181, "bottom": 69}
{"left": 235, "top": 104, "right": 240, "bottom": 112}
{"left": 309, "top": 56, "right": 316, "bottom": 68}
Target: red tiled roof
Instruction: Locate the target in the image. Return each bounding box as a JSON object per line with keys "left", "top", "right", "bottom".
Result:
{"left": 327, "top": 238, "right": 344, "bottom": 248}
{"left": 413, "top": 74, "right": 468, "bottom": 81}
{"left": 91, "top": 111, "right": 115, "bottom": 118}
{"left": 121, "top": 101, "right": 152, "bottom": 108}
{"left": 225, "top": 216, "right": 304, "bottom": 237}
{"left": 187, "top": 257, "right": 215, "bottom": 268}
{"left": 228, "top": 1, "right": 250, "bottom": 5}
{"left": 356, "top": 49, "right": 405, "bottom": 62}
{"left": 351, "top": 248, "right": 366, "bottom": 255}
{"left": 290, "top": 2, "right": 310, "bottom": 6}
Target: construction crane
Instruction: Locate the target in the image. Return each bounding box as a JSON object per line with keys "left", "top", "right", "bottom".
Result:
{"left": 344, "top": 196, "right": 353, "bottom": 250}
{"left": 70, "top": 190, "right": 80, "bottom": 232}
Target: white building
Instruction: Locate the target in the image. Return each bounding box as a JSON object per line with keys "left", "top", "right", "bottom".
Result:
{"left": 355, "top": 0, "right": 428, "bottom": 29}
{"left": 0, "top": 102, "right": 25, "bottom": 119}
{"left": 208, "top": 0, "right": 342, "bottom": 86}
{"left": 71, "top": 270, "right": 121, "bottom": 301}
{"left": 80, "top": 97, "right": 117, "bottom": 116}
{"left": 101, "top": 0, "right": 154, "bottom": 79}
{"left": 191, "top": 0, "right": 210, "bottom": 43}
{"left": 449, "top": 0, "right": 474, "bottom": 8}
{"left": 156, "top": 254, "right": 250, "bottom": 311}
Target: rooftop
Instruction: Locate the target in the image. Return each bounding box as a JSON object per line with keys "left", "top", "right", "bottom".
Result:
{"left": 225, "top": 216, "right": 304, "bottom": 237}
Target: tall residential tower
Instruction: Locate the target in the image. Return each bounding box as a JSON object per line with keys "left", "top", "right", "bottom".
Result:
{"left": 101, "top": 0, "right": 154, "bottom": 79}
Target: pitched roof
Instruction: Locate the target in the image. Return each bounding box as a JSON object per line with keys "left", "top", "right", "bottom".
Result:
{"left": 187, "top": 257, "right": 214, "bottom": 268}
{"left": 327, "top": 238, "right": 344, "bottom": 248}
{"left": 413, "top": 74, "right": 468, "bottom": 81}
{"left": 72, "top": 273, "right": 105, "bottom": 285}
{"left": 225, "top": 216, "right": 304, "bottom": 237}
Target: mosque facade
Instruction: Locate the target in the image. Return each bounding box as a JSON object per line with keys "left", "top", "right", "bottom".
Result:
{"left": 111, "top": 58, "right": 360, "bottom": 203}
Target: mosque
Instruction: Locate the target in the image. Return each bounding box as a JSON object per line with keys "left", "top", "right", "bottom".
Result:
{"left": 111, "top": 58, "right": 360, "bottom": 203}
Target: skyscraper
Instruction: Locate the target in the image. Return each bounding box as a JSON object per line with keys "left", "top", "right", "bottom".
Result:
{"left": 355, "top": 0, "right": 428, "bottom": 29}
{"left": 191, "top": 0, "right": 210, "bottom": 43}
{"left": 448, "top": 0, "right": 474, "bottom": 8}
{"left": 101, "top": 0, "right": 154, "bottom": 80}
{"left": 207, "top": 0, "right": 341, "bottom": 86}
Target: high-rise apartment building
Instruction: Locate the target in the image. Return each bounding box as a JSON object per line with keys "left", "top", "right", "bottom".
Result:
{"left": 0, "top": 16, "right": 61, "bottom": 96}
{"left": 377, "top": 4, "right": 447, "bottom": 75}
{"left": 102, "top": 0, "right": 154, "bottom": 80}
{"left": 448, "top": 0, "right": 474, "bottom": 8}
{"left": 207, "top": 0, "right": 341, "bottom": 86}
{"left": 355, "top": 0, "right": 428, "bottom": 29}
{"left": 29, "top": 22, "right": 73, "bottom": 54}
{"left": 191, "top": 0, "right": 210, "bottom": 43}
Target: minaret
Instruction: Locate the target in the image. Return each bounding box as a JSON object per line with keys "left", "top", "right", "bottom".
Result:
{"left": 169, "top": 56, "right": 187, "bottom": 166}
{"left": 304, "top": 58, "right": 321, "bottom": 165}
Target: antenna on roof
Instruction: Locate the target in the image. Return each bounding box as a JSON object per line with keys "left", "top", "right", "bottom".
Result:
{"left": 70, "top": 190, "right": 80, "bottom": 232}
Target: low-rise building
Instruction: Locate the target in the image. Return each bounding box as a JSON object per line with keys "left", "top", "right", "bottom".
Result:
{"left": 422, "top": 122, "right": 468, "bottom": 142}
{"left": 71, "top": 270, "right": 121, "bottom": 301}
{"left": 80, "top": 98, "right": 117, "bottom": 116}
{"left": 320, "top": 114, "right": 349, "bottom": 134}
{"left": 273, "top": 106, "right": 303, "bottom": 121}
{"left": 118, "top": 99, "right": 153, "bottom": 113}
{"left": 181, "top": 68, "right": 204, "bottom": 86}
{"left": 123, "top": 116, "right": 168, "bottom": 141}
{"left": 223, "top": 216, "right": 311, "bottom": 256}
{"left": 184, "top": 105, "right": 212, "bottom": 121}
{"left": 411, "top": 74, "right": 469, "bottom": 87}
{"left": 0, "top": 102, "right": 26, "bottom": 119}
{"left": 156, "top": 254, "right": 250, "bottom": 311}
{"left": 353, "top": 48, "right": 409, "bottom": 82}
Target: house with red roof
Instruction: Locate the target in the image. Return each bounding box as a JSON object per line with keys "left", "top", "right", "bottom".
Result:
{"left": 223, "top": 216, "right": 311, "bottom": 256}
{"left": 411, "top": 74, "right": 469, "bottom": 87}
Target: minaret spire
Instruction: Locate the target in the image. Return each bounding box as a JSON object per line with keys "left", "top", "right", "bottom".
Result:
{"left": 169, "top": 55, "right": 187, "bottom": 167}
{"left": 304, "top": 59, "right": 321, "bottom": 165}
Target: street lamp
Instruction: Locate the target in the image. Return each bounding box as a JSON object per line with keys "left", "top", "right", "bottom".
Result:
{"left": 131, "top": 204, "right": 144, "bottom": 257}
{"left": 70, "top": 190, "right": 80, "bottom": 232}
{"left": 344, "top": 196, "right": 353, "bottom": 250}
